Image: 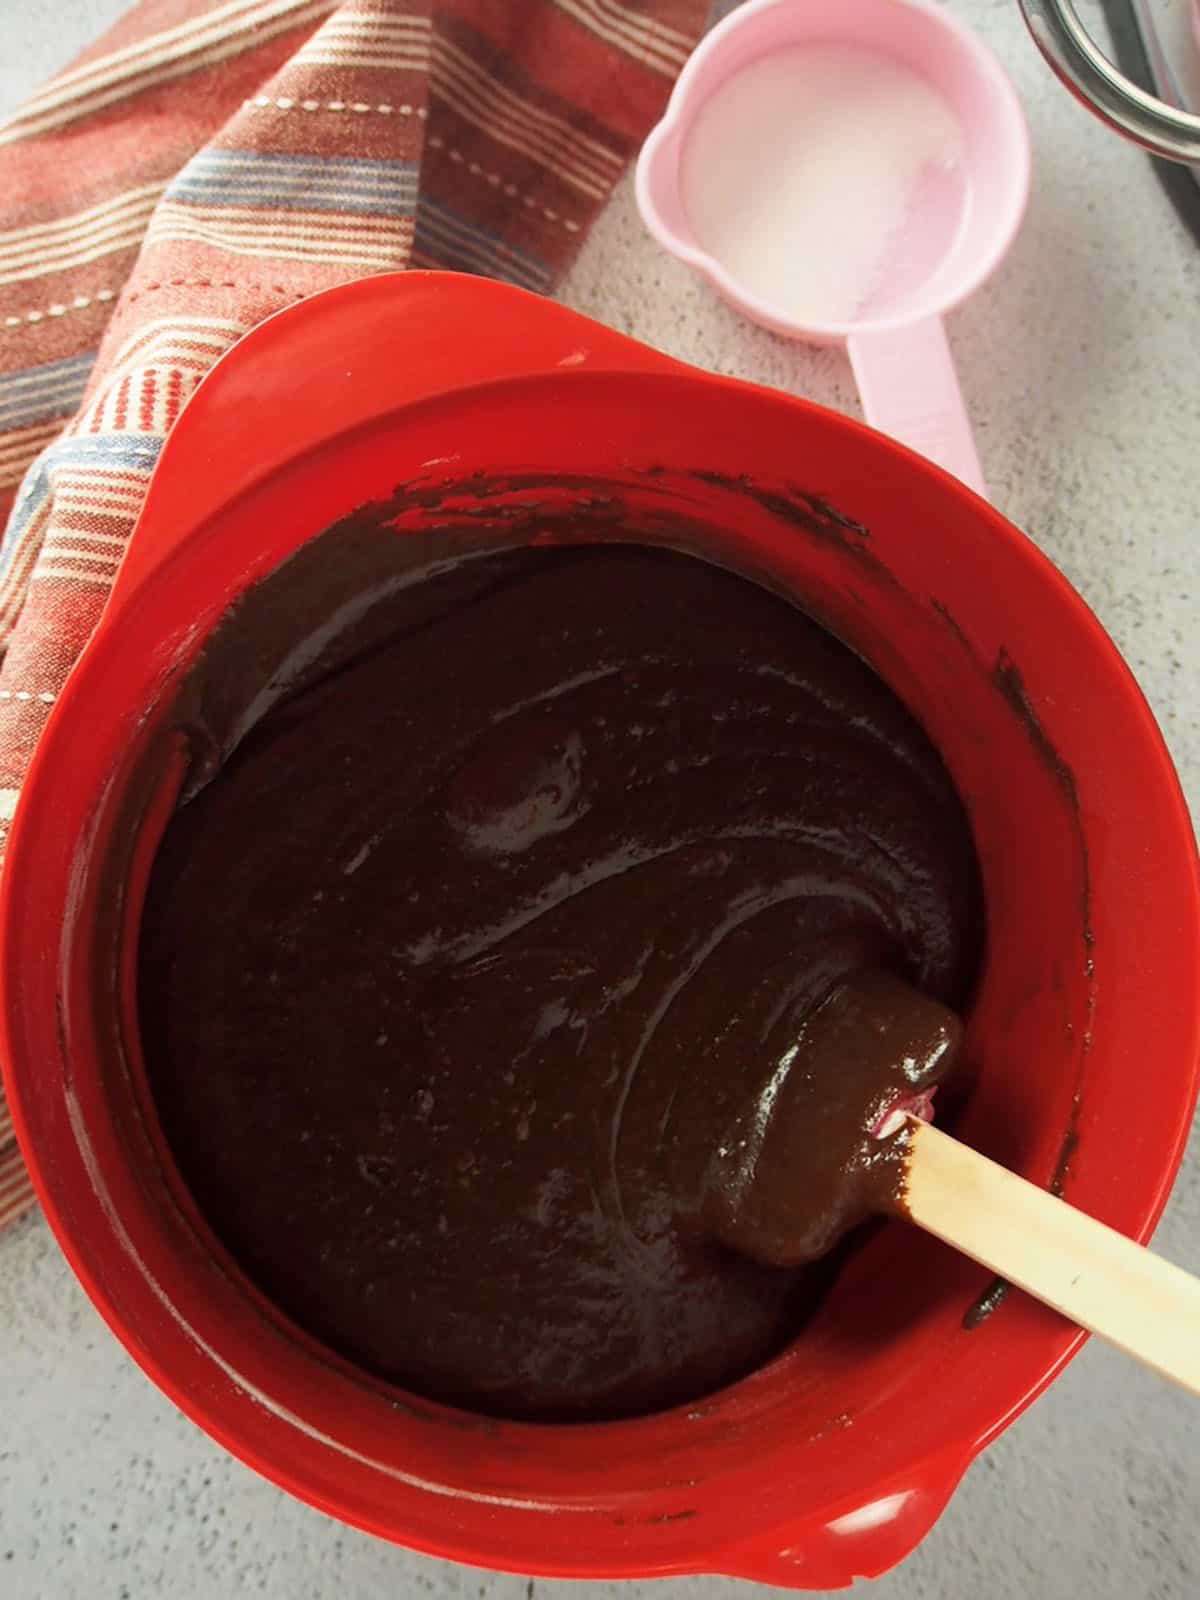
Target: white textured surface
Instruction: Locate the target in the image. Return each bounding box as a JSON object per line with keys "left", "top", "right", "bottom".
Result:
{"left": 2, "top": 3, "right": 1199, "bottom": 1597}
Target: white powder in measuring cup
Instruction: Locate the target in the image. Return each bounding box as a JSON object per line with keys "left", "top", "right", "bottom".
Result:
{"left": 679, "top": 44, "right": 966, "bottom": 326}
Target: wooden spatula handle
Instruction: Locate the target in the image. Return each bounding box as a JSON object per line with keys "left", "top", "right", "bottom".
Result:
{"left": 902, "top": 1118, "right": 1200, "bottom": 1396}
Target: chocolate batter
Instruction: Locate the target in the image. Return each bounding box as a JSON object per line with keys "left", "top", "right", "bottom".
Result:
{"left": 139, "top": 545, "right": 981, "bottom": 1420}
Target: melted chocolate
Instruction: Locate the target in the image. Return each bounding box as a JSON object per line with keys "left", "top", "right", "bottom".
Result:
{"left": 709, "top": 968, "right": 964, "bottom": 1269}
{"left": 139, "top": 545, "right": 981, "bottom": 1420}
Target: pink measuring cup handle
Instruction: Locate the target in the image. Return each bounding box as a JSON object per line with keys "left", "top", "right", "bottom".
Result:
{"left": 848, "top": 318, "right": 986, "bottom": 499}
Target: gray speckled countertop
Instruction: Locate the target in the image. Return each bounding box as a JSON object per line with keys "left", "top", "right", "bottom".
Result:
{"left": 3, "top": 3, "right": 1200, "bottom": 1597}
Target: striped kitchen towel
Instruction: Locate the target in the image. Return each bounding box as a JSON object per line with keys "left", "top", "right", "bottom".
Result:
{"left": 0, "top": 0, "right": 708, "bottom": 1229}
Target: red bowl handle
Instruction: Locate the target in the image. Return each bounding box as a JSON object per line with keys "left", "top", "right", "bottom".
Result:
{"left": 107, "top": 273, "right": 685, "bottom": 612}
{"left": 714, "top": 1455, "right": 972, "bottom": 1590}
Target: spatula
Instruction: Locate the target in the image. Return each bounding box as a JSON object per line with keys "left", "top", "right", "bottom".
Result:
{"left": 718, "top": 968, "right": 1200, "bottom": 1396}
{"left": 890, "top": 1110, "right": 1200, "bottom": 1394}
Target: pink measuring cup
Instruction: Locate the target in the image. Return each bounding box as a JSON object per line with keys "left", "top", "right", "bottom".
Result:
{"left": 636, "top": 0, "right": 1030, "bottom": 498}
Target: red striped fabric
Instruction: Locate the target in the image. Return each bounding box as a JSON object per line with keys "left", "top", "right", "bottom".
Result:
{"left": 0, "top": 0, "right": 707, "bottom": 1230}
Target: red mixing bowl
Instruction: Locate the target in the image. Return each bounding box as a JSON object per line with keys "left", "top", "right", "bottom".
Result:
{"left": 3, "top": 273, "right": 1198, "bottom": 1589}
